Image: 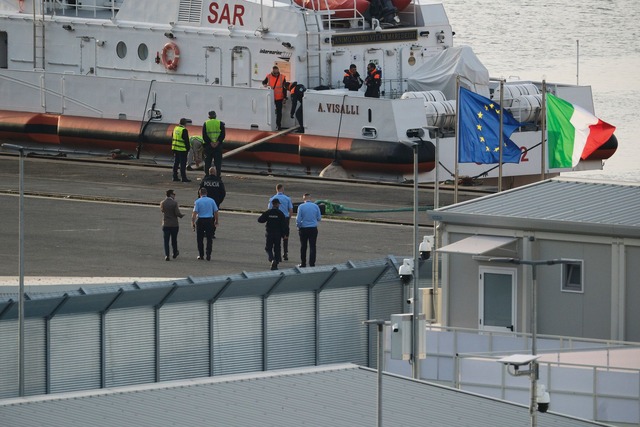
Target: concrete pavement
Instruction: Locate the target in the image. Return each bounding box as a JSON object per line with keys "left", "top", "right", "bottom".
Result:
{"left": 0, "top": 154, "right": 483, "bottom": 289}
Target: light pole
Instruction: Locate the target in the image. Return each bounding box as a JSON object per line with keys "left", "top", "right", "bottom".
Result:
{"left": 423, "top": 126, "right": 440, "bottom": 322}
{"left": 409, "top": 141, "right": 420, "bottom": 380}
{"left": 2, "top": 143, "right": 26, "bottom": 396}
{"left": 363, "top": 319, "right": 388, "bottom": 427}
{"left": 485, "top": 257, "right": 573, "bottom": 427}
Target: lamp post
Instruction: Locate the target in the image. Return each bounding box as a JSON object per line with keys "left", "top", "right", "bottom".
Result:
{"left": 2, "top": 143, "right": 26, "bottom": 396}
{"left": 485, "top": 257, "right": 573, "bottom": 427}
{"left": 409, "top": 141, "right": 420, "bottom": 380}
{"left": 363, "top": 319, "right": 388, "bottom": 427}
{"left": 423, "top": 126, "right": 440, "bottom": 320}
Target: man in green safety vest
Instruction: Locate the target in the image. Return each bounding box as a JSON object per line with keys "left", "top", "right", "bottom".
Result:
{"left": 172, "top": 118, "right": 192, "bottom": 182}
{"left": 202, "top": 111, "right": 226, "bottom": 177}
{"left": 187, "top": 135, "right": 204, "bottom": 171}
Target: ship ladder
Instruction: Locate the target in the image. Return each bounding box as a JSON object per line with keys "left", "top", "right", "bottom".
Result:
{"left": 222, "top": 127, "right": 299, "bottom": 159}
{"left": 302, "top": 11, "right": 325, "bottom": 89}
{"left": 33, "top": 15, "right": 45, "bottom": 70}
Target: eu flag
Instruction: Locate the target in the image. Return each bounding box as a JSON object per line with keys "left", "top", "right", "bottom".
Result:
{"left": 458, "top": 87, "right": 522, "bottom": 164}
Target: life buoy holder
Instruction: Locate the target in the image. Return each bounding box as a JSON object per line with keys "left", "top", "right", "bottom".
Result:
{"left": 161, "top": 42, "right": 180, "bottom": 71}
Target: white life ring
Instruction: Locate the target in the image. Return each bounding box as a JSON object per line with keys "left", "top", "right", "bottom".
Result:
{"left": 161, "top": 42, "right": 180, "bottom": 71}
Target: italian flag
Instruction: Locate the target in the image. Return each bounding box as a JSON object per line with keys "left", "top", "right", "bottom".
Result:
{"left": 546, "top": 93, "right": 616, "bottom": 169}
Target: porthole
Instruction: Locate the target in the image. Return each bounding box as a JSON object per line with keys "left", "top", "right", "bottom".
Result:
{"left": 116, "top": 41, "right": 127, "bottom": 59}
{"left": 138, "top": 43, "right": 149, "bottom": 60}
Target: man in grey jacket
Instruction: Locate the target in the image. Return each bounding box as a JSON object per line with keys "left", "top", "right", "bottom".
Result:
{"left": 160, "top": 189, "right": 185, "bottom": 261}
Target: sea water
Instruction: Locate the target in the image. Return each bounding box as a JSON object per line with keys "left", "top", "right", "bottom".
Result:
{"left": 445, "top": 0, "right": 640, "bottom": 182}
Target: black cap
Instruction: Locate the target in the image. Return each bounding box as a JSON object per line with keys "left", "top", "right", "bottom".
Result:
{"left": 272, "top": 198, "right": 281, "bottom": 205}
{"left": 179, "top": 118, "right": 191, "bottom": 125}
{"left": 349, "top": 64, "right": 357, "bottom": 69}
{"left": 208, "top": 111, "right": 217, "bottom": 119}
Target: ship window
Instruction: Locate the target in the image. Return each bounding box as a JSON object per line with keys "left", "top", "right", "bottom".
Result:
{"left": 138, "top": 43, "right": 149, "bottom": 60}
{"left": 116, "top": 41, "right": 127, "bottom": 59}
{"left": 561, "top": 260, "right": 583, "bottom": 293}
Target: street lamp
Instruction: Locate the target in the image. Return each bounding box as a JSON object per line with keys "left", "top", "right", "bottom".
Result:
{"left": 398, "top": 140, "right": 421, "bottom": 380}
{"left": 482, "top": 257, "right": 573, "bottom": 427}
{"left": 423, "top": 126, "right": 440, "bottom": 322}
{"left": 2, "top": 143, "right": 26, "bottom": 397}
{"left": 363, "top": 319, "right": 389, "bottom": 427}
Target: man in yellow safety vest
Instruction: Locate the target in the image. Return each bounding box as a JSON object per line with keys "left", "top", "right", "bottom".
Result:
{"left": 172, "top": 118, "right": 192, "bottom": 182}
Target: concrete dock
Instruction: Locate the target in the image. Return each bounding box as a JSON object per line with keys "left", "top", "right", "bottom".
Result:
{"left": 0, "top": 154, "right": 483, "bottom": 289}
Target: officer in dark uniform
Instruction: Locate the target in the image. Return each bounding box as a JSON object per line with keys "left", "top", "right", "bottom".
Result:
{"left": 288, "top": 81, "right": 306, "bottom": 132}
{"left": 257, "top": 198, "right": 287, "bottom": 270}
{"left": 198, "top": 166, "right": 226, "bottom": 238}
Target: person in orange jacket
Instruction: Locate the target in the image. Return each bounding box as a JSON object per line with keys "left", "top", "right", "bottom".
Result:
{"left": 262, "top": 66, "right": 288, "bottom": 130}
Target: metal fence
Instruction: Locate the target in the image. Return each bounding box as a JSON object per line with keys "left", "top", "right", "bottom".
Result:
{"left": 0, "top": 257, "right": 429, "bottom": 398}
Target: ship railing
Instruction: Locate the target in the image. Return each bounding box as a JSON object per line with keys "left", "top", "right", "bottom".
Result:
{"left": 44, "top": 0, "right": 120, "bottom": 19}
{"left": 396, "top": 0, "right": 418, "bottom": 27}
{"left": 381, "top": 78, "right": 409, "bottom": 99}
{"left": 292, "top": 0, "right": 367, "bottom": 31}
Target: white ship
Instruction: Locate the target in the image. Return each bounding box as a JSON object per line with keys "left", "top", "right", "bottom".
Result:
{"left": 0, "top": 0, "right": 617, "bottom": 183}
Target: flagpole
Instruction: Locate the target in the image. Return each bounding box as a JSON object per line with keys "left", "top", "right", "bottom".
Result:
{"left": 541, "top": 80, "right": 547, "bottom": 180}
{"left": 454, "top": 76, "right": 460, "bottom": 203}
{"left": 498, "top": 79, "right": 504, "bottom": 192}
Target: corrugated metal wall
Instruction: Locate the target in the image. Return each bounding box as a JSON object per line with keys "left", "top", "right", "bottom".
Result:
{"left": 212, "top": 296, "right": 263, "bottom": 375}
{"left": 0, "top": 320, "right": 18, "bottom": 398}
{"left": 0, "top": 260, "right": 405, "bottom": 397}
{"left": 318, "top": 286, "right": 369, "bottom": 366}
{"left": 160, "top": 301, "right": 210, "bottom": 381}
{"left": 50, "top": 313, "right": 101, "bottom": 393}
{"left": 0, "top": 318, "right": 46, "bottom": 398}
{"left": 105, "top": 306, "right": 156, "bottom": 387}
{"left": 266, "top": 291, "right": 316, "bottom": 370}
{"left": 24, "top": 318, "right": 46, "bottom": 396}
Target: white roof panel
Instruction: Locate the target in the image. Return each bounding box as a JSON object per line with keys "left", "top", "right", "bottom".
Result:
{"left": 437, "top": 235, "right": 516, "bottom": 255}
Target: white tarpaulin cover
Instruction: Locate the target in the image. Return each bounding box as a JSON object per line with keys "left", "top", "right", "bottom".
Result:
{"left": 406, "top": 46, "right": 490, "bottom": 100}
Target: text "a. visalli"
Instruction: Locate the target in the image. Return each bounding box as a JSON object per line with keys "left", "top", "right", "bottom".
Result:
{"left": 317, "top": 103, "right": 360, "bottom": 115}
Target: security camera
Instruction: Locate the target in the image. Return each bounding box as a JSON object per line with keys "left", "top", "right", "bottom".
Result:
{"left": 537, "top": 384, "right": 550, "bottom": 413}
{"left": 398, "top": 259, "right": 413, "bottom": 284}
{"left": 406, "top": 297, "right": 413, "bottom": 305}
{"left": 419, "top": 236, "right": 434, "bottom": 260}
{"left": 391, "top": 323, "right": 399, "bottom": 333}
{"left": 497, "top": 354, "right": 540, "bottom": 367}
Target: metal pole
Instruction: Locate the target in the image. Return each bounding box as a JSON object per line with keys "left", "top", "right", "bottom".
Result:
{"left": 576, "top": 40, "right": 580, "bottom": 86}
{"left": 3, "top": 143, "right": 26, "bottom": 396}
{"left": 363, "top": 319, "right": 387, "bottom": 427}
{"left": 434, "top": 133, "right": 439, "bottom": 211}
{"left": 541, "top": 80, "right": 547, "bottom": 180}
{"left": 454, "top": 77, "right": 460, "bottom": 203}
{"left": 377, "top": 322, "right": 384, "bottom": 427}
{"left": 498, "top": 79, "right": 504, "bottom": 192}
{"left": 530, "top": 265, "right": 538, "bottom": 427}
{"left": 412, "top": 143, "right": 420, "bottom": 380}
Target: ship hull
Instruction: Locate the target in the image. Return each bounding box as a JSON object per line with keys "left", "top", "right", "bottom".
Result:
{"left": 0, "top": 111, "right": 435, "bottom": 176}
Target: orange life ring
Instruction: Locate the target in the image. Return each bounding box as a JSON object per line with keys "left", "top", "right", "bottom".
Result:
{"left": 161, "top": 42, "right": 180, "bottom": 71}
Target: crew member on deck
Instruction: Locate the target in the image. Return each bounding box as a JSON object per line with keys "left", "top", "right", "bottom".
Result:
{"left": 262, "top": 65, "right": 287, "bottom": 130}
{"left": 364, "top": 63, "right": 382, "bottom": 98}
{"left": 288, "top": 81, "right": 306, "bottom": 133}
{"left": 343, "top": 64, "right": 363, "bottom": 91}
